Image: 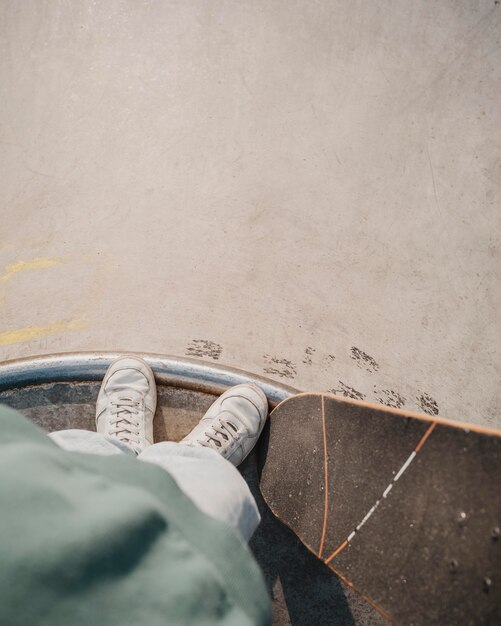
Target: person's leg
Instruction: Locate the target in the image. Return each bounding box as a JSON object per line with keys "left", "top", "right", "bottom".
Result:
{"left": 50, "top": 357, "right": 268, "bottom": 542}
{"left": 139, "top": 441, "right": 260, "bottom": 541}
{"left": 50, "top": 425, "right": 260, "bottom": 541}
{"left": 139, "top": 383, "right": 269, "bottom": 542}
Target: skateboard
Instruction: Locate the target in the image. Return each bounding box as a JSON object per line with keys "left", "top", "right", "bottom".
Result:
{"left": 258, "top": 393, "right": 501, "bottom": 626}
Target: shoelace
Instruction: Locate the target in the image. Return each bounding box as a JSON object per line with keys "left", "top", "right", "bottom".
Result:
{"left": 109, "top": 397, "right": 141, "bottom": 446}
{"left": 199, "top": 419, "right": 239, "bottom": 451}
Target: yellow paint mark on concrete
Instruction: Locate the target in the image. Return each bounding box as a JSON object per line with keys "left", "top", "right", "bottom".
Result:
{"left": 0, "top": 257, "right": 63, "bottom": 284}
{"left": 0, "top": 317, "right": 88, "bottom": 346}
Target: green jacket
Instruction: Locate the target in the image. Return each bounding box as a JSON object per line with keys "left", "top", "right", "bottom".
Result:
{"left": 0, "top": 405, "right": 271, "bottom": 625}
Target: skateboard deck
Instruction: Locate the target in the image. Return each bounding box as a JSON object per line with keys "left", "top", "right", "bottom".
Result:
{"left": 259, "top": 393, "right": 501, "bottom": 626}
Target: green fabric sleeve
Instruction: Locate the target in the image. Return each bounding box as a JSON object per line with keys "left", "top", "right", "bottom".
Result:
{"left": 0, "top": 404, "right": 272, "bottom": 626}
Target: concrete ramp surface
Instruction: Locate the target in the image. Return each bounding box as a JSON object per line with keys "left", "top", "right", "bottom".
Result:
{"left": 0, "top": 0, "right": 499, "bottom": 429}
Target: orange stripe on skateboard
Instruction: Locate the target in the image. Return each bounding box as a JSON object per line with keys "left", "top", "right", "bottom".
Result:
{"left": 324, "top": 421, "right": 437, "bottom": 563}
{"left": 318, "top": 394, "right": 329, "bottom": 558}
{"left": 329, "top": 565, "right": 398, "bottom": 626}
{"left": 324, "top": 539, "right": 348, "bottom": 564}
{"left": 415, "top": 422, "right": 436, "bottom": 452}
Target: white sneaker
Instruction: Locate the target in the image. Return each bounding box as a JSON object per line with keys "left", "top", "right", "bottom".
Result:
{"left": 96, "top": 357, "right": 157, "bottom": 452}
{"left": 179, "top": 384, "right": 269, "bottom": 466}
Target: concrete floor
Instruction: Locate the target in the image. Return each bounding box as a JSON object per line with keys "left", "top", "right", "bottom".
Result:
{"left": 0, "top": 0, "right": 500, "bottom": 428}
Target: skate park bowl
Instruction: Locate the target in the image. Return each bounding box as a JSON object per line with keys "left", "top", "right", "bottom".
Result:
{"left": 0, "top": 352, "right": 387, "bottom": 626}
{"left": 1, "top": 1, "right": 500, "bottom": 623}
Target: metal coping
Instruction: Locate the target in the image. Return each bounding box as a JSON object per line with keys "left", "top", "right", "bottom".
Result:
{"left": 0, "top": 352, "right": 299, "bottom": 407}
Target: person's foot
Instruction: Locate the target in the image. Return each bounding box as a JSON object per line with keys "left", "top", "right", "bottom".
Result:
{"left": 96, "top": 357, "right": 157, "bottom": 452}
{"left": 179, "top": 384, "right": 269, "bottom": 466}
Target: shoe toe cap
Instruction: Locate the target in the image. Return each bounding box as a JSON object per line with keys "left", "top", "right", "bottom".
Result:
{"left": 223, "top": 384, "right": 269, "bottom": 418}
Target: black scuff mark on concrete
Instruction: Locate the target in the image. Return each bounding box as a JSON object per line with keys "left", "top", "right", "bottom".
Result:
{"left": 326, "top": 354, "right": 336, "bottom": 362}
{"left": 186, "top": 339, "right": 223, "bottom": 361}
{"left": 417, "top": 392, "right": 439, "bottom": 416}
{"left": 302, "top": 346, "right": 316, "bottom": 365}
{"left": 350, "top": 347, "right": 379, "bottom": 373}
{"left": 263, "top": 355, "right": 297, "bottom": 379}
{"left": 329, "top": 381, "right": 365, "bottom": 401}
{"left": 375, "top": 388, "right": 406, "bottom": 409}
